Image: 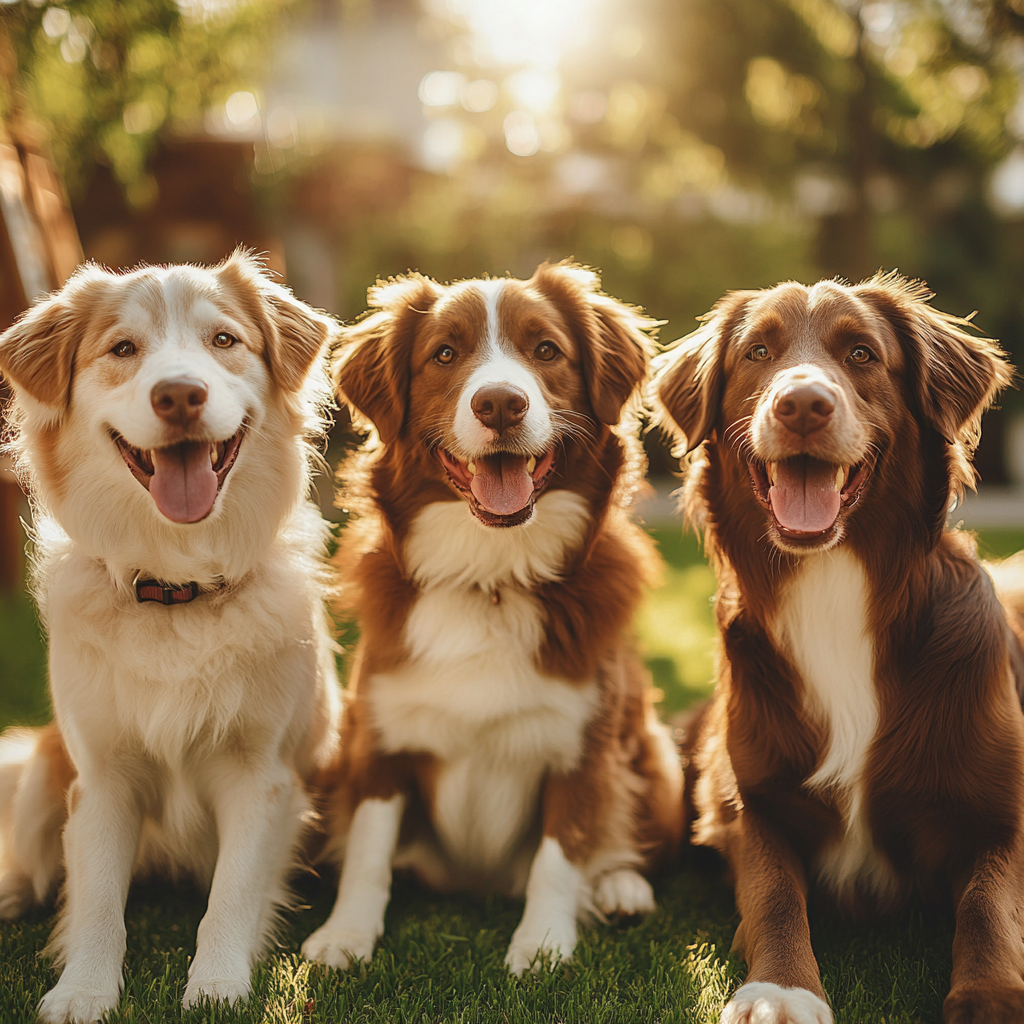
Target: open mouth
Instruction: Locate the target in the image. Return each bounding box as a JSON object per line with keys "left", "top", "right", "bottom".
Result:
{"left": 439, "top": 448, "right": 557, "bottom": 527}
{"left": 113, "top": 426, "right": 246, "bottom": 524}
{"left": 748, "top": 455, "right": 872, "bottom": 541}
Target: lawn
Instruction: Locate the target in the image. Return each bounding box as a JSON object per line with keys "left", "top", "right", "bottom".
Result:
{"left": 1, "top": 525, "right": 1023, "bottom": 1023}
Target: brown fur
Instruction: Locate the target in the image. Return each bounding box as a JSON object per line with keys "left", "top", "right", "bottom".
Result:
{"left": 320, "top": 261, "right": 682, "bottom": 896}
{"left": 37, "top": 725, "right": 75, "bottom": 803}
{"left": 654, "top": 273, "right": 1024, "bottom": 1022}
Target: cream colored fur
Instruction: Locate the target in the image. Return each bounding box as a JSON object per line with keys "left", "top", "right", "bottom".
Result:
{"left": 304, "top": 490, "right": 659, "bottom": 974}
{"left": 0, "top": 255, "right": 342, "bottom": 1023}
{"left": 722, "top": 982, "right": 834, "bottom": 1024}
{"left": 450, "top": 281, "right": 555, "bottom": 457}
{"left": 772, "top": 548, "right": 897, "bottom": 902}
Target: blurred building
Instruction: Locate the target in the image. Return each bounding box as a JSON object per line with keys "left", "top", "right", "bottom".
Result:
{"left": 74, "top": 0, "right": 435, "bottom": 314}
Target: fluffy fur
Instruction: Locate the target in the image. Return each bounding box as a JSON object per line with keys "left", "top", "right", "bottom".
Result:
{"left": 304, "top": 262, "right": 683, "bottom": 976}
{"left": 653, "top": 274, "right": 1024, "bottom": 1024}
{"left": 0, "top": 252, "right": 342, "bottom": 1022}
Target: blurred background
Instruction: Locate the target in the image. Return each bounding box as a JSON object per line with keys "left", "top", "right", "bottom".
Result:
{"left": 3, "top": 0, "right": 1024, "bottom": 711}
{"left": 4, "top": 0, "right": 1024, "bottom": 465}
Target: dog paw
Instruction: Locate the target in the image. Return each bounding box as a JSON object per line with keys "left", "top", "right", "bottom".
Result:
{"left": 944, "top": 983, "right": 1024, "bottom": 1023}
{"left": 181, "top": 975, "right": 250, "bottom": 1009}
{"left": 593, "top": 869, "right": 656, "bottom": 918}
{"left": 504, "top": 918, "right": 577, "bottom": 977}
{"left": 301, "top": 925, "right": 378, "bottom": 970}
{"left": 38, "top": 982, "right": 121, "bottom": 1024}
{"left": 721, "top": 983, "right": 833, "bottom": 1024}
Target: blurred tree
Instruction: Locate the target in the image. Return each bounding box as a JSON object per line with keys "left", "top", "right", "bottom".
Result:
{"left": 310, "top": 1, "right": 1019, "bottom": 306}
{"left": 641, "top": 0, "right": 1018, "bottom": 279}
{"left": 276, "top": 0, "right": 1019, "bottom": 476}
{"left": 0, "top": 0, "right": 290, "bottom": 206}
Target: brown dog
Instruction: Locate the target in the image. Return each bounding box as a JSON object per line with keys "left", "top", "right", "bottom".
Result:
{"left": 301, "top": 262, "right": 683, "bottom": 975}
{"left": 654, "top": 273, "right": 1024, "bottom": 1023}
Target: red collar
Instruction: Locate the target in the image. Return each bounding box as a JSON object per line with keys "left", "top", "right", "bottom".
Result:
{"left": 133, "top": 574, "right": 208, "bottom": 605}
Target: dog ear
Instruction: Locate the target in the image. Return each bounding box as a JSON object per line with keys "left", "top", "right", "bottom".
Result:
{"left": 531, "top": 261, "right": 658, "bottom": 425}
{"left": 0, "top": 265, "right": 110, "bottom": 411}
{"left": 855, "top": 274, "right": 1013, "bottom": 451}
{"left": 217, "top": 250, "right": 338, "bottom": 393}
{"left": 653, "top": 291, "right": 754, "bottom": 454}
{"left": 334, "top": 274, "right": 441, "bottom": 443}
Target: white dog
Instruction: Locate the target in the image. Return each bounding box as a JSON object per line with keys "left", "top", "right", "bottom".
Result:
{"left": 0, "top": 252, "right": 342, "bottom": 1022}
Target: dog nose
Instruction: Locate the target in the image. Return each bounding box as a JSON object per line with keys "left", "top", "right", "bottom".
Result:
{"left": 773, "top": 382, "right": 835, "bottom": 437}
{"left": 151, "top": 377, "right": 208, "bottom": 426}
{"left": 471, "top": 384, "right": 529, "bottom": 432}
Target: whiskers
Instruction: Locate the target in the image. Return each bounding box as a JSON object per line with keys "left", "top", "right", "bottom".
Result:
{"left": 549, "top": 408, "right": 596, "bottom": 448}
{"left": 724, "top": 416, "right": 756, "bottom": 462}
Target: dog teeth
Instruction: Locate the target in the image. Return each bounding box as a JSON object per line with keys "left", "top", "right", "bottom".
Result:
{"left": 467, "top": 460, "right": 477, "bottom": 475}
{"left": 526, "top": 456, "right": 537, "bottom": 474}
{"left": 210, "top": 444, "right": 217, "bottom": 468}
{"left": 767, "top": 461, "right": 777, "bottom": 486}
{"left": 836, "top": 466, "right": 846, "bottom": 490}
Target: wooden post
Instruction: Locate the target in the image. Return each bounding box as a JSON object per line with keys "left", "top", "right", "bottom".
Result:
{"left": 0, "top": 131, "right": 83, "bottom": 591}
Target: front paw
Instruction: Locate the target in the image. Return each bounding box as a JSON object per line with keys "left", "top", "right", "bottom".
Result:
{"left": 944, "top": 983, "right": 1024, "bottom": 1023}
{"left": 593, "top": 869, "right": 656, "bottom": 919}
{"left": 301, "top": 924, "right": 378, "bottom": 970}
{"left": 721, "top": 982, "right": 833, "bottom": 1024}
{"left": 504, "top": 918, "right": 577, "bottom": 977}
{"left": 181, "top": 974, "right": 250, "bottom": 1010}
{"left": 38, "top": 981, "right": 121, "bottom": 1024}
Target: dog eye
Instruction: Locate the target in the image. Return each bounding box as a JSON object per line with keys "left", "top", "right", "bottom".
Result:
{"left": 747, "top": 345, "right": 770, "bottom": 361}
{"left": 111, "top": 340, "right": 136, "bottom": 357}
{"left": 434, "top": 345, "right": 456, "bottom": 364}
{"left": 535, "top": 341, "right": 559, "bottom": 361}
{"left": 213, "top": 332, "right": 237, "bottom": 349}
{"left": 848, "top": 346, "right": 874, "bottom": 364}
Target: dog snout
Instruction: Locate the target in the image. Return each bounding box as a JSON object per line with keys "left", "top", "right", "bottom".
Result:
{"left": 773, "top": 381, "right": 835, "bottom": 437}
{"left": 151, "top": 377, "right": 208, "bottom": 426}
{"left": 471, "top": 384, "right": 529, "bottom": 432}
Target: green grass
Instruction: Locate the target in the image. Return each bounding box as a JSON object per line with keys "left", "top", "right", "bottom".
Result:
{"left": 1, "top": 528, "right": 1019, "bottom": 1022}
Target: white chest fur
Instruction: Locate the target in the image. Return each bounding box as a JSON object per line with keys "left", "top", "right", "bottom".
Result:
{"left": 772, "top": 547, "right": 895, "bottom": 899}
{"left": 368, "top": 492, "right": 597, "bottom": 873}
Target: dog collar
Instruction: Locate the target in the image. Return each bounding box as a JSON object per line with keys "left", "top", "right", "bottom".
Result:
{"left": 133, "top": 573, "right": 216, "bottom": 605}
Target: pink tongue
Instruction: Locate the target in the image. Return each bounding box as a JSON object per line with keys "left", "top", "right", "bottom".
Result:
{"left": 149, "top": 442, "right": 218, "bottom": 523}
{"left": 470, "top": 454, "right": 534, "bottom": 515}
{"left": 769, "top": 458, "right": 841, "bottom": 534}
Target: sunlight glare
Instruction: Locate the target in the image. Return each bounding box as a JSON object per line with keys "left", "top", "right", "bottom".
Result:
{"left": 446, "top": 0, "right": 599, "bottom": 71}
{"left": 506, "top": 69, "right": 560, "bottom": 115}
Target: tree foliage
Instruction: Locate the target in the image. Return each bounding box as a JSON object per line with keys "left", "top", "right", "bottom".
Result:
{"left": 323, "top": 0, "right": 1023, "bottom": 391}
{"left": 0, "top": 0, "right": 289, "bottom": 204}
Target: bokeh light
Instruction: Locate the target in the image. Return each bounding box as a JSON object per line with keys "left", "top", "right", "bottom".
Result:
{"left": 445, "top": 0, "right": 600, "bottom": 70}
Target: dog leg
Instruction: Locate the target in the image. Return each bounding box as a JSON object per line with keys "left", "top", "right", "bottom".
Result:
{"left": 301, "top": 794, "right": 405, "bottom": 970}
{"left": 506, "top": 744, "right": 634, "bottom": 976}
{"left": 505, "top": 835, "right": 587, "bottom": 975}
{"left": 719, "top": 811, "right": 833, "bottom": 1024}
{"left": 183, "top": 761, "right": 305, "bottom": 1009}
{"left": 38, "top": 776, "right": 141, "bottom": 1024}
{"left": 944, "top": 835, "right": 1024, "bottom": 1023}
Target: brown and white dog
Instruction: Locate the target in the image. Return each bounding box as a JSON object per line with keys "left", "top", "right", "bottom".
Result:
{"left": 653, "top": 274, "right": 1024, "bottom": 1024}
{"left": 301, "top": 262, "right": 683, "bottom": 975}
{"left": 0, "top": 253, "right": 341, "bottom": 1023}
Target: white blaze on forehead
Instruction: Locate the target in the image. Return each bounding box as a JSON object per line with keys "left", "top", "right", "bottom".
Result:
{"left": 477, "top": 277, "right": 505, "bottom": 350}
{"left": 452, "top": 280, "right": 554, "bottom": 456}
{"left": 76, "top": 273, "right": 261, "bottom": 450}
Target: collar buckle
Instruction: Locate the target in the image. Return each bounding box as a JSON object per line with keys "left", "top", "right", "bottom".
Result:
{"left": 133, "top": 574, "right": 200, "bottom": 605}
